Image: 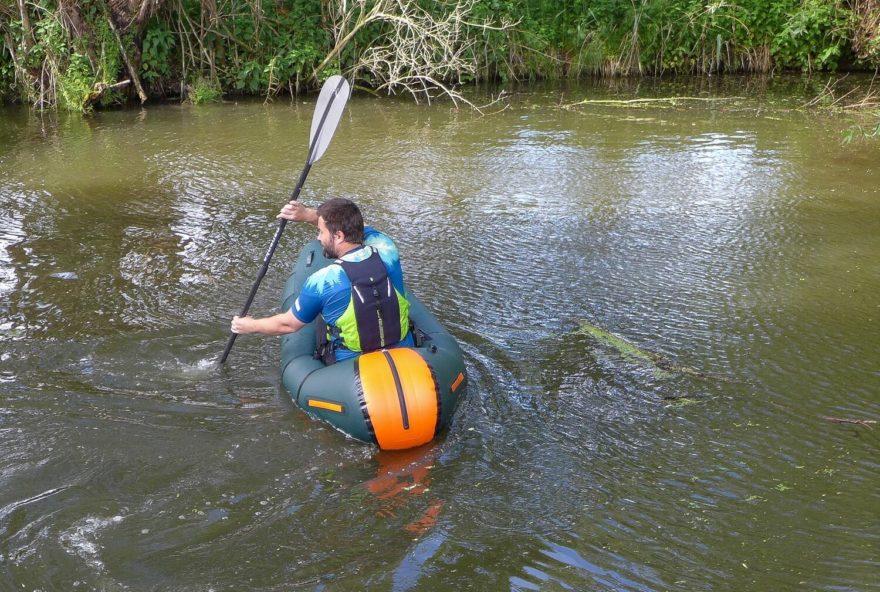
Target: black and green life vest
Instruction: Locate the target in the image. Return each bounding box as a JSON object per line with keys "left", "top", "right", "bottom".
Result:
{"left": 332, "top": 246, "right": 410, "bottom": 353}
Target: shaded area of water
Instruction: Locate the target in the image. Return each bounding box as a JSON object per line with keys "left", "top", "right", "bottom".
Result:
{"left": 1, "top": 77, "right": 879, "bottom": 590}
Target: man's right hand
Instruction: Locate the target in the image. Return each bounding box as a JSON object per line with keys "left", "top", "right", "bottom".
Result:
{"left": 231, "top": 315, "right": 255, "bottom": 334}
{"left": 278, "top": 200, "right": 318, "bottom": 225}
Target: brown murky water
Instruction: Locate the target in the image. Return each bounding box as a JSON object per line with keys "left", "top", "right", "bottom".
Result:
{"left": 1, "top": 77, "right": 878, "bottom": 590}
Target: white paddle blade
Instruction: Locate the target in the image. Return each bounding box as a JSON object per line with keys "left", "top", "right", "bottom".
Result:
{"left": 308, "top": 75, "right": 351, "bottom": 165}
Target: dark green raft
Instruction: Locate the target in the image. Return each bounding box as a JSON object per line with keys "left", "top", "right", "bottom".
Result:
{"left": 279, "top": 240, "right": 467, "bottom": 450}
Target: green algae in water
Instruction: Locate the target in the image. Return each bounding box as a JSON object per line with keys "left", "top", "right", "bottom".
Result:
{"left": 574, "top": 320, "right": 727, "bottom": 381}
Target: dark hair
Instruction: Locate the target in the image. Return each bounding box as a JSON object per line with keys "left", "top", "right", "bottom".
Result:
{"left": 317, "top": 198, "right": 365, "bottom": 244}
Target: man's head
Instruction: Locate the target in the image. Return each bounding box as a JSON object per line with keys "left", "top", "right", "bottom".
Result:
{"left": 316, "top": 198, "right": 364, "bottom": 258}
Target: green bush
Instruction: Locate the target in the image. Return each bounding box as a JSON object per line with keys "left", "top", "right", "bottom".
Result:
{"left": 187, "top": 77, "right": 222, "bottom": 104}
{"left": 141, "top": 20, "right": 176, "bottom": 83}
{"left": 772, "top": 0, "right": 852, "bottom": 70}
{"left": 58, "top": 52, "right": 94, "bottom": 111}
{"left": 0, "top": 45, "right": 14, "bottom": 102}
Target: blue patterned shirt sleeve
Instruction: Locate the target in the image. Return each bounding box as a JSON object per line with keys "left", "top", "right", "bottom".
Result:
{"left": 364, "top": 226, "right": 406, "bottom": 296}
{"left": 291, "top": 265, "right": 347, "bottom": 323}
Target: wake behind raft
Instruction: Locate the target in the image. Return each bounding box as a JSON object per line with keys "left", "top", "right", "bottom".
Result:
{"left": 279, "top": 239, "right": 468, "bottom": 450}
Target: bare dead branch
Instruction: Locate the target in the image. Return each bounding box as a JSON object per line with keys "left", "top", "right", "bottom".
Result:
{"left": 106, "top": 12, "right": 148, "bottom": 103}
{"left": 318, "top": 0, "right": 513, "bottom": 110}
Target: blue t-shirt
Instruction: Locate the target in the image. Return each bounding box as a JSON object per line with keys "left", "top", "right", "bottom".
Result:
{"left": 291, "top": 227, "right": 413, "bottom": 360}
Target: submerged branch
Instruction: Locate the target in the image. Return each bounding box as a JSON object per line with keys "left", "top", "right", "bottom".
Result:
{"left": 822, "top": 416, "right": 877, "bottom": 428}
{"left": 564, "top": 96, "right": 746, "bottom": 109}
{"left": 802, "top": 74, "right": 880, "bottom": 111}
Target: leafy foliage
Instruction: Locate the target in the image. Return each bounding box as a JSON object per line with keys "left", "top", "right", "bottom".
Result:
{"left": 0, "top": 0, "right": 878, "bottom": 109}
{"left": 772, "top": 0, "right": 852, "bottom": 71}
{"left": 58, "top": 51, "right": 93, "bottom": 111}
{"left": 141, "top": 21, "right": 175, "bottom": 84}
{"left": 187, "top": 77, "right": 222, "bottom": 104}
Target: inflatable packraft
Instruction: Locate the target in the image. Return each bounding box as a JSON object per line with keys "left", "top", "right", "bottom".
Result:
{"left": 279, "top": 240, "right": 467, "bottom": 449}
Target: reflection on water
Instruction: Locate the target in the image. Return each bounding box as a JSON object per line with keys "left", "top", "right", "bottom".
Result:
{"left": 1, "top": 78, "right": 879, "bottom": 590}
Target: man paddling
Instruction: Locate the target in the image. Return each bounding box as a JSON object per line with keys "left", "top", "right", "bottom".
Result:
{"left": 230, "top": 198, "right": 413, "bottom": 364}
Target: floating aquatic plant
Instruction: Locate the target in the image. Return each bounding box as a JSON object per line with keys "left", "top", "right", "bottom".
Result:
{"left": 574, "top": 319, "right": 728, "bottom": 381}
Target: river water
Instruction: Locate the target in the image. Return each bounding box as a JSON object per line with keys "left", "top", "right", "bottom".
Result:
{"left": 1, "top": 77, "right": 878, "bottom": 591}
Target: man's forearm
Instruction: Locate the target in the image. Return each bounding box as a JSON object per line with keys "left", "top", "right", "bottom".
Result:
{"left": 232, "top": 310, "right": 304, "bottom": 336}
{"left": 301, "top": 207, "right": 319, "bottom": 225}
{"left": 251, "top": 312, "right": 297, "bottom": 335}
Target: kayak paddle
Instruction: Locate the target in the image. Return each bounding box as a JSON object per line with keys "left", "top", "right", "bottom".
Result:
{"left": 219, "top": 75, "right": 351, "bottom": 365}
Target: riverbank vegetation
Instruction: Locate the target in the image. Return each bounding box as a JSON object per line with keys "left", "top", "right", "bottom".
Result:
{"left": 1, "top": 0, "right": 879, "bottom": 112}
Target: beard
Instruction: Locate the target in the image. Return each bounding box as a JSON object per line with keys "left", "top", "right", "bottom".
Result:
{"left": 322, "top": 243, "right": 337, "bottom": 259}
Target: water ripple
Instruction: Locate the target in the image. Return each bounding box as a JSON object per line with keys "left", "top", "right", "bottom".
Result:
{"left": 1, "top": 86, "right": 878, "bottom": 590}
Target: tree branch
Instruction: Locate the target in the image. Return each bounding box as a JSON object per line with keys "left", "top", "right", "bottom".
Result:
{"left": 822, "top": 416, "right": 877, "bottom": 428}
{"left": 106, "top": 11, "right": 147, "bottom": 103}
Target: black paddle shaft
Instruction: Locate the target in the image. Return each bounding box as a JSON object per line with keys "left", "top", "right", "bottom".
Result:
{"left": 219, "top": 77, "right": 347, "bottom": 365}
{"left": 218, "top": 164, "right": 311, "bottom": 364}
